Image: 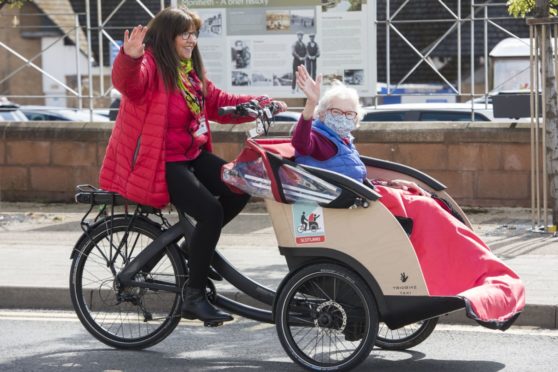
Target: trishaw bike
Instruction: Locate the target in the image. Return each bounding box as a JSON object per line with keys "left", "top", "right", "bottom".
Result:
{"left": 69, "top": 101, "right": 485, "bottom": 371}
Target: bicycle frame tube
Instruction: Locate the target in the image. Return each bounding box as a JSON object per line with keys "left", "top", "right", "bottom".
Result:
{"left": 116, "top": 210, "right": 280, "bottom": 320}
{"left": 215, "top": 294, "right": 273, "bottom": 323}
{"left": 214, "top": 294, "right": 312, "bottom": 326}
{"left": 117, "top": 221, "right": 185, "bottom": 288}
{"left": 176, "top": 212, "right": 277, "bottom": 305}
{"left": 212, "top": 251, "right": 275, "bottom": 306}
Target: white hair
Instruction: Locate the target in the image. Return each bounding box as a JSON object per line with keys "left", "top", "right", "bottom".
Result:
{"left": 315, "top": 80, "right": 364, "bottom": 121}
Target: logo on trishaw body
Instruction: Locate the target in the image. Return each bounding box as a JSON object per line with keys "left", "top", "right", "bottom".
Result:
{"left": 292, "top": 203, "right": 325, "bottom": 244}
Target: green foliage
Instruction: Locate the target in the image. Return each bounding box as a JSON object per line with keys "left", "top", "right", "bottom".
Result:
{"left": 0, "top": 0, "right": 30, "bottom": 9}
{"left": 507, "top": 0, "right": 558, "bottom": 17}
{"left": 507, "top": 0, "right": 536, "bottom": 17}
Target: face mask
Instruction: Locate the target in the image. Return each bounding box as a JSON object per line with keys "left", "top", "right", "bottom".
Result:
{"left": 323, "top": 111, "right": 356, "bottom": 138}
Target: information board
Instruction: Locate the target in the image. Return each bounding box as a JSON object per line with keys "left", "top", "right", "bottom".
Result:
{"left": 181, "top": 0, "right": 376, "bottom": 97}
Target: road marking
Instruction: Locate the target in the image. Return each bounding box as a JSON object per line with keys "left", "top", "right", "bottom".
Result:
{"left": 0, "top": 310, "right": 77, "bottom": 319}
{"left": 1, "top": 310, "right": 556, "bottom": 336}
{"left": 0, "top": 310, "right": 238, "bottom": 327}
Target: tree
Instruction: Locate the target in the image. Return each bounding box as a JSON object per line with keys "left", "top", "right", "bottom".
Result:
{"left": 509, "top": 0, "right": 558, "bottom": 225}
{"left": 508, "top": 0, "right": 558, "bottom": 17}
{"left": 0, "top": 0, "right": 30, "bottom": 10}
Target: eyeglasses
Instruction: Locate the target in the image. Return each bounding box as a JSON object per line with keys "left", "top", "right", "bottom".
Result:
{"left": 327, "top": 108, "right": 358, "bottom": 120}
{"left": 180, "top": 30, "right": 199, "bottom": 40}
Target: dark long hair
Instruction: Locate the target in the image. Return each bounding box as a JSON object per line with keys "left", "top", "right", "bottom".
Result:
{"left": 144, "top": 7, "right": 205, "bottom": 93}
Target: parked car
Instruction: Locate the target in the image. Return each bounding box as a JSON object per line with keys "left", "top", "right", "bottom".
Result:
{"left": 0, "top": 97, "right": 28, "bottom": 121}
{"left": 468, "top": 90, "right": 534, "bottom": 119}
{"left": 362, "top": 103, "right": 494, "bottom": 122}
{"left": 273, "top": 111, "right": 301, "bottom": 122}
{"left": 20, "top": 106, "right": 110, "bottom": 122}
{"left": 93, "top": 109, "right": 111, "bottom": 119}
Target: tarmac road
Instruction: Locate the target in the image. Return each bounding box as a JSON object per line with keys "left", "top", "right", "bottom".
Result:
{"left": 0, "top": 310, "right": 557, "bottom": 372}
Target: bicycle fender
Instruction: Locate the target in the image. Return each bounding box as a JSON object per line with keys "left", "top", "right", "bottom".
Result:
{"left": 271, "top": 256, "right": 387, "bottom": 322}
{"left": 69, "top": 214, "right": 162, "bottom": 259}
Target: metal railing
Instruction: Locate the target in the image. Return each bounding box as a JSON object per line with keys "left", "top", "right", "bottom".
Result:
{"left": 0, "top": 10, "right": 90, "bottom": 107}
{"left": 0, "top": 1, "right": 530, "bottom": 117}
{"left": 527, "top": 18, "right": 558, "bottom": 232}
{"left": 0, "top": 0, "right": 169, "bottom": 120}
{"left": 376, "top": 0, "right": 530, "bottom": 108}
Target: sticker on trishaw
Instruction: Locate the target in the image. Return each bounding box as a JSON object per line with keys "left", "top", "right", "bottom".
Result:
{"left": 292, "top": 203, "right": 325, "bottom": 244}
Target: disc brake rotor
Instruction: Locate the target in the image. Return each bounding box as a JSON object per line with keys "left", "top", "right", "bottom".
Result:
{"left": 314, "top": 300, "right": 347, "bottom": 332}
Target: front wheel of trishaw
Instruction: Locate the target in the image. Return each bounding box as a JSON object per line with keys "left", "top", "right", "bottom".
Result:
{"left": 275, "top": 263, "right": 379, "bottom": 371}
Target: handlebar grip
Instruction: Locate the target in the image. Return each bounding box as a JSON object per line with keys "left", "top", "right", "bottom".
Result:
{"left": 218, "top": 106, "right": 237, "bottom": 116}
{"left": 244, "top": 107, "right": 259, "bottom": 118}
{"left": 270, "top": 101, "right": 288, "bottom": 115}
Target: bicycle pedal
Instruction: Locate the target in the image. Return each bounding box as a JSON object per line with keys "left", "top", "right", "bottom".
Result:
{"left": 204, "top": 321, "right": 223, "bottom": 327}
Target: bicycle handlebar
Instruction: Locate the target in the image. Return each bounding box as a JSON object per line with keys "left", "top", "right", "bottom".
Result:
{"left": 218, "top": 99, "right": 283, "bottom": 118}
{"left": 217, "top": 105, "right": 239, "bottom": 116}
{"left": 218, "top": 105, "right": 259, "bottom": 118}
{"left": 218, "top": 99, "right": 287, "bottom": 137}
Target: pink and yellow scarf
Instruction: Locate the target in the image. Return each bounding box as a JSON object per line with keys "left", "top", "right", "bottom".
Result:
{"left": 177, "top": 59, "right": 202, "bottom": 116}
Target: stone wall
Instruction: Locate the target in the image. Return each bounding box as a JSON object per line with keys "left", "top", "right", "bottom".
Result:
{"left": 0, "top": 120, "right": 533, "bottom": 207}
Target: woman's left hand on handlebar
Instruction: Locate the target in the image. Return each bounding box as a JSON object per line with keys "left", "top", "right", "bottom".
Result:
{"left": 271, "top": 100, "right": 288, "bottom": 113}
{"left": 256, "top": 96, "right": 288, "bottom": 113}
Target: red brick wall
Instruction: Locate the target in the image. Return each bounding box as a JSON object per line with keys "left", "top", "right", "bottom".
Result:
{"left": 0, "top": 121, "right": 534, "bottom": 207}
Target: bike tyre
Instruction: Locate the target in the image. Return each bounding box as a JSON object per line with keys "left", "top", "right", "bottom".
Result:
{"left": 275, "top": 263, "right": 378, "bottom": 371}
{"left": 69, "top": 217, "right": 185, "bottom": 349}
{"left": 375, "top": 317, "right": 438, "bottom": 350}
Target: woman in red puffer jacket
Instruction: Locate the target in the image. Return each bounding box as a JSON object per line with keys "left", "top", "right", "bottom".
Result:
{"left": 99, "top": 6, "right": 286, "bottom": 325}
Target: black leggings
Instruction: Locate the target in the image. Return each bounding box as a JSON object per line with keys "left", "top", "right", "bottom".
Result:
{"left": 166, "top": 151, "right": 250, "bottom": 289}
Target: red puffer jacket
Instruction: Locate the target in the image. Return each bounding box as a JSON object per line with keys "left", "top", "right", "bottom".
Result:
{"left": 99, "top": 49, "right": 257, "bottom": 208}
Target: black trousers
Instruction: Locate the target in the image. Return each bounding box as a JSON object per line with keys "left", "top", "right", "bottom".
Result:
{"left": 292, "top": 58, "right": 305, "bottom": 89}
{"left": 166, "top": 151, "right": 250, "bottom": 289}
{"left": 306, "top": 58, "right": 317, "bottom": 80}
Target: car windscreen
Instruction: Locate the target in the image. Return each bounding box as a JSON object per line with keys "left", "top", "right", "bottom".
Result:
{"left": 0, "top": 111, "right": 22, "bottom": 121}
{"left": 362, "top": 111, "right": 406, "bottom": 121}
{"left": 23, "top": 112, "right": 70, "bottom": 121}
{"left": 419, "top": 111, "right": 490, "bottom": 121}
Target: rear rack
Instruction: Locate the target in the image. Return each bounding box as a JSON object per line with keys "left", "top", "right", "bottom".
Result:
{"left": 72, "top": 185, "right": 173, "bottom": 271}
{"left": 74, "top": 184, "right": 166, "bottom": 236}
{"left": 75, "top": 184, "right": 128, "bottom": 206}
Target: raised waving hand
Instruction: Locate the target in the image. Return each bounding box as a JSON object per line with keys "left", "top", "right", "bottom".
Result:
{"left": 123, "top": 25, "right": 148, "bottom": 59}
{"left": 296, "top": 65, "right": 322, "bottom": 120}
{"left": 296, "top": 64, "right": 322, "bottom": 105}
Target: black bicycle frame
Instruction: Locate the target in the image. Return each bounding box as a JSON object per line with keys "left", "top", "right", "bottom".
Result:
{"left": 116, "top": 212, "right": 276, "bottom": 323}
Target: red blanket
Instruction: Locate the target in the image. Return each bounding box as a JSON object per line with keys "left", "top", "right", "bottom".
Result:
{"left": 376, "top": 185, "right": 525, "bottom": 329}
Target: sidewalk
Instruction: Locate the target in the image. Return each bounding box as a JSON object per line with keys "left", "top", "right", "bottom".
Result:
{"left": 0, "top": 202, "right": 557, "bottom": 329}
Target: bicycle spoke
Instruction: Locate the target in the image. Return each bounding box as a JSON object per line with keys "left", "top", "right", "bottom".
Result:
{"left": 278, "top": 265, "right": 377, "bottom": 370}
{"left": 71, "top": 218, "right": 184, "bottom": 347}
{"left": 310, "top": 279, "right": 332, "bottom": 301}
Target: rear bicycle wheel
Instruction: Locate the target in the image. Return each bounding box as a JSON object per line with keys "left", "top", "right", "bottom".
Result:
{"left": 69, "top": 217, "right": 186, "bottom": 349}
{"left": 375, "top": 317, "right": 438, "bottom": 350}
{"left": 275, "top": 263, "right": 378, "bottom": 371}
